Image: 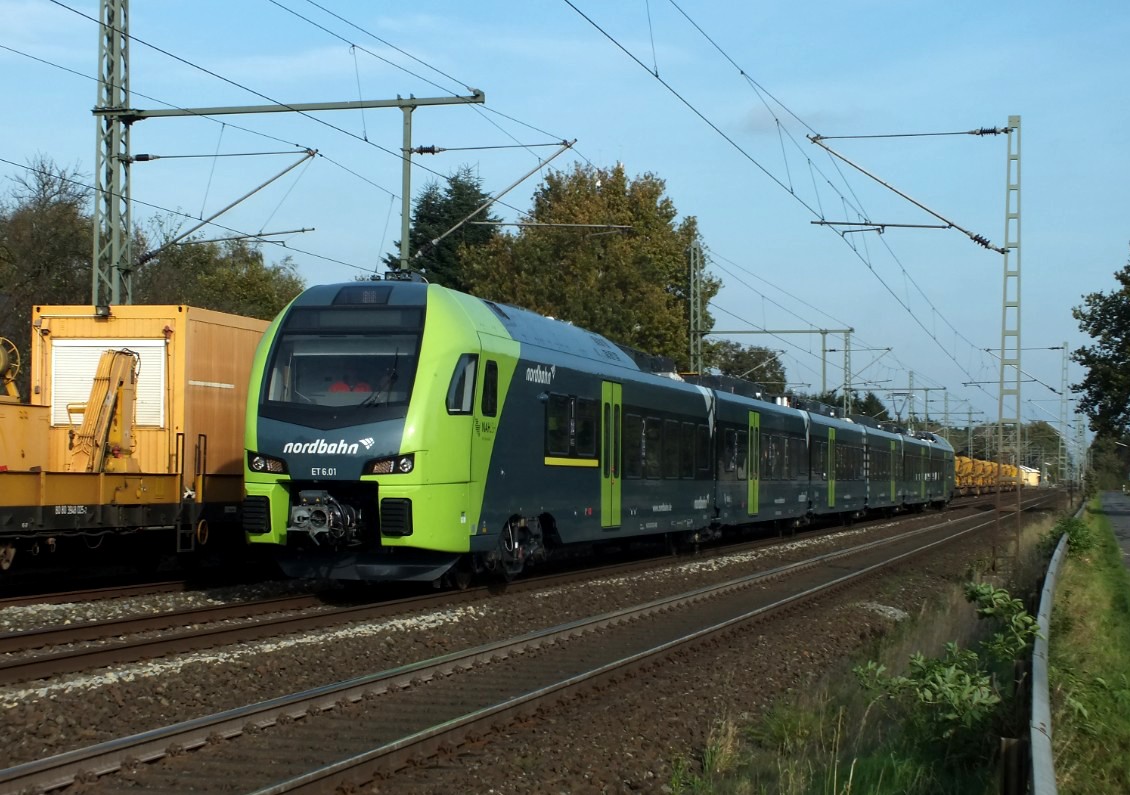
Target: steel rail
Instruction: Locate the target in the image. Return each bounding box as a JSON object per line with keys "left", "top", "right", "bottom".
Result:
{"left": 0, "top": 494, "right": 1058, "bottom": 795}
{"left": 0, "top": 593, "right": 332, "bottom": 655}
{"left": 0, "top": 500, "right": 989, "bottom": 683}
{"left": 0, "top": 580, "right": 193, "bottom": 609}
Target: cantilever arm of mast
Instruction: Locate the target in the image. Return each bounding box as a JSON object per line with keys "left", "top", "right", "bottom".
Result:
{"left": 808, "top": 134, "right": 1006, "bottom": 254}
{"left": 94, "top": 90, "right": 487, "bottom": 121}
{"left": 137, "top": 149, "right": 316, "bottom": 265}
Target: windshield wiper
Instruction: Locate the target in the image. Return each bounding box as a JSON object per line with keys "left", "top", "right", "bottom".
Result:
{"left": 359, "top": 350, "right": 400, "bottom": 407}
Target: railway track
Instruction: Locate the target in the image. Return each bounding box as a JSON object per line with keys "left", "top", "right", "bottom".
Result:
{"left": 0, "top": 492, "right": 1059, "bottom": 794}
{"left": 0, "top": 580, "right": 197, "bottom": 610}
{"left": 0, "top": 497, "right": 1005, "bottom": 685}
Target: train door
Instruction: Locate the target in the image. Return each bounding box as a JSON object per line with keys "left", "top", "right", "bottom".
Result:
{"left": 827, "top": 428, "right": 837, "bottom": 508}
{"left": 600, "top": 381, "right": 622, "bottom": 529}
{"left": 470, "top": 354, "right": 498, "bottom": 511}
{"left": 748, "top": 411, "right": 760, "bottom": 516}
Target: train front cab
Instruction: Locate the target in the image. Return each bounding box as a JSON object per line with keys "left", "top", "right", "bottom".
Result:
{"left": 243, "top": 283, "right": 523, "bottom": 581}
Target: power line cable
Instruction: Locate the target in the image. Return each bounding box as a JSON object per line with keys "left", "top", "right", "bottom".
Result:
{"left": 0, "top": 39, "right": 400, "bottom": 201}
{"left": 0, "top": 154, "right": 373, "bottom": 274}
{"left": 570, "top": 2, "right": 1020, "bottom": 410}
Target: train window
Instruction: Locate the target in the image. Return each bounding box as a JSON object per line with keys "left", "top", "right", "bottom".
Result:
{"left": 624, "top": 413, "right": 643, "bottom": 478}
{"left": 737, "top": 430, "right": 748, "bottom": 480}
{"left": 602, "top": 403, "right": 610, "bottom": 478}
{"left": 722, "top": 429, "right": 737, "bottom": 476}
{"left": 763, "top": 433, "right": 781, "bottom": 478}
{"left": 482, "top": 360, "right": 498, "bottom": 417}
{"left": 813, "top": 440, "right": 827, "bottom": 480}
{"left": 663, "top": 420, "right": 680, "bottom": 479}
{"left": 680, "top": 423, "right": 695, "bottom": 479}
{"left": 695, "top": 425, "right": 710, "bottom": 475}
{"left": 644, "top": 418, "right": 663, "bottom": 479}
{"left": 613, "top": 405, "right": 621, "bottom": 479}
{"left": 445, "top": 354, "right": 478, "bottom": 415}
{"left": 546, "top": 394, "right": 571, "bottom": 456}
{"left": 789, "top": 436, "right": 807, "bottom": 480}
{"left": 576, "top": 399, "right": 598, "bottom": 457}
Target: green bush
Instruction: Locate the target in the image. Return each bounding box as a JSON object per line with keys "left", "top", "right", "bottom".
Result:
{"left": 1037, "top": 514, "right": 1096, "bottom": 561}
{"left": 854, "top": 583, "right": 1039, "bottom": 767}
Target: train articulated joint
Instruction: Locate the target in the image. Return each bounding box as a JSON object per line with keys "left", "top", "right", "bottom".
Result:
{"left": 288, "top": 490, "right": 359, "bottom": 546}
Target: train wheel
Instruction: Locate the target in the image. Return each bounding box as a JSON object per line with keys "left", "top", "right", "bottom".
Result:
{"left": 445, "top": 557, "right": 475, "bottom": 590}
{"left": 0, "top": 543, "right": 14, "bottom": 572}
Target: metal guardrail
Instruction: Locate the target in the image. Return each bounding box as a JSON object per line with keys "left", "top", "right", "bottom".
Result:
{"left": 1028, "top": 502, "right": 1082, "bottom": 795}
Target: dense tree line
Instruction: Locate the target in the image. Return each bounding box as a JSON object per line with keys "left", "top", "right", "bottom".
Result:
{"left": 1072, "top": 250, "right": 1130, "bottom": 438}
{"left": 389, "top": 162, "right": 735, "bottom": 373}
{"left": 1071, "top": 247, "right": 1130, "bottom": 487}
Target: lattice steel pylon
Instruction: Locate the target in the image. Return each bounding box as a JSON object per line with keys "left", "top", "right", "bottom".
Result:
{"left": 688, "top": 241, "right": 704, "bottom": 374}
{"left": 92, "top": 0, "right": 132, "bottom": 305}
{"left": 1059, "top": 341, "right": 1068, "bottom": 484}
{"left": 996, "top": 116, "right": 1022, "bottom": 525}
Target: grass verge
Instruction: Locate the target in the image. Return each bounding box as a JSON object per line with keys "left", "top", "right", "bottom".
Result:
{"left": 1047, "top": 499, "right": 1130, "bottom": 794}
{"left": 669, "top": 508, "right": 1058, "bottom": 795}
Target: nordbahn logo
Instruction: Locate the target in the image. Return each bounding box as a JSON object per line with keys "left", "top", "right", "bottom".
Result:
{"left": 525, "top": 364, "right": 556, "bottom": 385}
{"left": 282, "top": 438, "right": 361, "bottom": 455}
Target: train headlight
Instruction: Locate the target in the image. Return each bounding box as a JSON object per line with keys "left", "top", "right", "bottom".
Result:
{"left": 365, "top": 453, "right": 415, "bottom": 475}
{"left": 247, "top": 452, "right": 288, "bottom": 474}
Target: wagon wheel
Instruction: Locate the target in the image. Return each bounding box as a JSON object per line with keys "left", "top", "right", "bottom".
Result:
{"left": 0, "top": 543, "right": 15, "bottom": 572}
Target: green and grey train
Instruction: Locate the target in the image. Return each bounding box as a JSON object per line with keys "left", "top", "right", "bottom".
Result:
{"left": 242, "top": 278, "right": 955, "bottom": 583}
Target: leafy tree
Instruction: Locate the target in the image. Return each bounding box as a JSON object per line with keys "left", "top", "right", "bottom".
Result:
{"left": 382, "top": 165, "right": 499, "bottom": 291}
{"left": 0, "top": 156, "right": 92, "bottom": 397}
{"left": 1072, "top": 253, "right": 1130, "bottom": 436}
{"left": 1086, "top": 435, "right": 1130, "bottom": 492}
{"left": 852, "top": 391, "right": 892, "bottom": 421}
{"left": 708, "top": 340, "right": 786, "bottom": 392}
{"left": 462, "top": 163, "right": 720, "bottom": 369}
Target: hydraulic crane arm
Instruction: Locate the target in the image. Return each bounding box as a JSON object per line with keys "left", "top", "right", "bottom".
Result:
{"left": 66, "top": 349, "right": 140, "bottom": 473}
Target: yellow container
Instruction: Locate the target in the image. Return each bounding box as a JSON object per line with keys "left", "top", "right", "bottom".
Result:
{"left": 0, "top": 402, "right": 49, "bottom": 471}
{"left": 29, "top": 305, "right": 268, "bottom": 488}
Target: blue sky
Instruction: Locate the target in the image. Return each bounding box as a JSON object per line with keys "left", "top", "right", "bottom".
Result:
{"left": 2, "top": 0, "right": 1127, "bottom": 451}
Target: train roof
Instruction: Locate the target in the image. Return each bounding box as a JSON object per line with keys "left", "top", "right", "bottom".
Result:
{"left": 301, "top": 280, "right": 650, "bottom": 375}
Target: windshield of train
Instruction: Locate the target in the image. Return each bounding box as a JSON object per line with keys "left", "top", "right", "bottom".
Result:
{"left": 260, "top": 306, "right": 423, "bottom": 422}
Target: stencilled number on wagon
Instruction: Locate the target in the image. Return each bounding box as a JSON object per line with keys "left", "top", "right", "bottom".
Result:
{"left": 54, "top": 505, "right": 88, "bottom": 515}
{"left": 311, "top": 467, "right": 337, "bottom": 477}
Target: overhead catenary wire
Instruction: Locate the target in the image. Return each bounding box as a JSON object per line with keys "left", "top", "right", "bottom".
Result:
{"left": 566, "top": 1, "right": 1017, "bottom": 412}
{"left": 0, "top": 155, "right": 372, "bottom": 274}
{"left": 273, "top": 0, "right": 575, "bottom": 164}
{"left": 0, "top": 40, "right": 400, "bottom": 201}
{"left": 48, "top": 0, "right": 469, "bottom": 187}
{"left": 651, "top": 6, "right": 1009, "bottom": 388}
